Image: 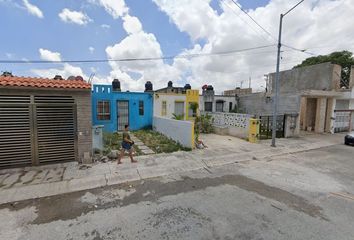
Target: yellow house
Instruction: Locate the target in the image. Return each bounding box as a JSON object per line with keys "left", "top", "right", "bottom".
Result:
{"left": 154, "top": 81, "right": 200, "bottom": 121}
{"left": 186, "top": 89, "right": 200, "bottom": 120}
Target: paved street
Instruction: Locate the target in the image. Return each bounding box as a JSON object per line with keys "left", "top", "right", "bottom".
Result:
{"left": 1, "top": 140, "right": 354, "bottom": 240}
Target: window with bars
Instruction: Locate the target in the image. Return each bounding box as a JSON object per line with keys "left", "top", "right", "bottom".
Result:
{"left": 205, "top": 102, "right": 213, "bottom": 112}
{"left": 216, "top": 101, "right": 224, "bottom": 112}
{"left": 139, "top": 101, "right": 144, "bottom": 116}
{"left": 162, "top": 101, "right": 167, "bottom": 116}
{"left": 97, "top": 100, "right": 110, "bottom": 120}
{"left": 174, "top": 101, "right": 185, "bottom": 117}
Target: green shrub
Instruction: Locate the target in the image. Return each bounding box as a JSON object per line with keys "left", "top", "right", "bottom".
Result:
{"left": 195, "top": 114, "right": 214, "bottom": 137}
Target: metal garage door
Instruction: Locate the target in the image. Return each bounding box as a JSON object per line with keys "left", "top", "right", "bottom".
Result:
{"left": 0, "top": 95, "right": 32, "bottom": 168}
{"left": 35, "top": 96, "right": 77, "bottom": 165}
{"left": 0, "top": 95, "right": 77, "bottom": 169}
{"left": 334, "top": 110, "right": 351, "bottom": 133}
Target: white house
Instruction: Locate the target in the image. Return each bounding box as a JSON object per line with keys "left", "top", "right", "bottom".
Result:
{"left": 199, "top": 85, "right": 238, "bottom": 113}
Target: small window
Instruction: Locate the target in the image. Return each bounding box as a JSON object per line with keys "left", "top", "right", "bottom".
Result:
{"left": 162, "top": 101, "right": 167, "bottom": 116}
{"left": 139, "top": 101, "right": 144, "bottom": 116}
{"left": 174, "top": 101, "right": 184, "bottom": 118}
{"left": 216, "top": 102, "right": 224, "bottom": 112}
{"left": 97, "top": 100, "right": 110, "bottom": 120}
{"left": 205, "top": 102, "right": 213, "bottom": 112}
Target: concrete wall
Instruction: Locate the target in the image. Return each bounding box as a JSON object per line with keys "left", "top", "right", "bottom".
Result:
{"left": 153, "top": 116, "right": 194, "bottom": 148}
{"left": 284, "top": 115, "right": 300, "bottom": 138}
{"left": 269, "top": 62, "right": 341, "bottom": 93}
{"left": 205, "top": 112, "right": 252, "bottom": 139}
{"left": 92, "top": 84, "right": 153, "bottom": 132}
{"left": 238, "top": 93, "right": 301, "bottom": 116}
{"left": 75, "top": 91, "right": 93, "bottom": 162}
{"left": 153, "top": 93, "right": 186, "bottom": 119}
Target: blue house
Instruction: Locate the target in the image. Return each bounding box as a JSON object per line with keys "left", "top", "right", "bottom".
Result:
{"left": 92, "top": 80, "right": 154, "bottom": 132}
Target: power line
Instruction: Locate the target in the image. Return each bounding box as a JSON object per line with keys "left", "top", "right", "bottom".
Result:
{"left": 220, "top": 0, "right": 272, "bottom": 43}
{"left": 282, "top": 44, "right": 317, "bottom": 56}
{"left": 0, "top": 44, "right": 275, "bottom": 64}
{"left": 229, "top": 0, "right": 277, "bottom": 42}
{"left": 228, "top": 0, "right": 317, "bottom": 57}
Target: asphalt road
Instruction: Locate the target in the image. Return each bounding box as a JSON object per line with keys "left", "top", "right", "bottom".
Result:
{"left": 1, "top": 144, "right": 354, "bottom": 240}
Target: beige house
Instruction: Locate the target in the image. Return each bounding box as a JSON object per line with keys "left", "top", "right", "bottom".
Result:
{"left": 0, "top": 73, "right": 92, "bottom": 169}
{"left": 239, "top": 62, "right": 352, "bottom": 138}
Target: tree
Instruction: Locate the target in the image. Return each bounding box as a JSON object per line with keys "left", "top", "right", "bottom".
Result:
{"left": 294, "top": 51, "right": 354, "bottom": 88}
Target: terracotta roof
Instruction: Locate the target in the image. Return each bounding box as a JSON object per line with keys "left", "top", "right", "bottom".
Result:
{"left": 0, "top": 76, "right": 91, "bottom": 89}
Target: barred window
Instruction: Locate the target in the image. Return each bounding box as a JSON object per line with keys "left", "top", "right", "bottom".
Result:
{"left": 162, "top": 101, "right": 167, "bottom": 116}
{"left": 97, "top": 100, "right": 110, "bottom": 120}
{"left": 139, "top": 101, "right": 144, "bottom": 116}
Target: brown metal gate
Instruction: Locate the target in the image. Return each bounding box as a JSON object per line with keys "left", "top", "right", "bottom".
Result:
{"left": 0, "top": 95, "right": 77, "bottom": 168}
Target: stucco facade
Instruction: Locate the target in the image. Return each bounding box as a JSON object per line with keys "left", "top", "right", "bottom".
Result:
{"left": 154, "top": 90, "right": 199, "bottom": 120}
{"left": 92, "top": 84, "right": 153, "bottom": 132}
{"left": 200, "top": 87, "right": 237, "bottom": 113}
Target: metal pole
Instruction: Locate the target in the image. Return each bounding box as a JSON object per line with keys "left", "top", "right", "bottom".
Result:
{"left": 271, "top": 0, "right": 304, "bottom": 147}
{"left": 271, "top": 14, "right": 283, "bottom": 147}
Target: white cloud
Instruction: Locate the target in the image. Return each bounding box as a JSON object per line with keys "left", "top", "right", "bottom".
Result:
{"left": 90, "top": 67, "right": 99, "bottom": 73}
{"left": 105, "top": 11, "right": 181, "bottom": 91}
{"left": 89, "top": 46, "right": 95, "bottom": 54}
{"left": 32, "top": 63, "right": 87, "bottom": 80}
{"left": 59, "top": 8, "right": 92, "bottom": 25}
{"left": 5, "top": 53, "right": 13, "bottom": 59}
{"left": 22, "top": 0, "right": 43, "bottom": 18}
{"left": 101, "top": 24, "right": 111, "bottom": 29}
{"left": 28, "top": 0, "right": 354, "bottom": 94}
{"left": 90, "top": 0, "right": 128, "bottom": 19}
{"left": 151, "top": 0, "right": 354, "bottom": 93}
{"left": 39, "top": 48, "right": 61, "bottom": 62}
{"left": 122, "top": 15, "right": 142, "bottom": 34}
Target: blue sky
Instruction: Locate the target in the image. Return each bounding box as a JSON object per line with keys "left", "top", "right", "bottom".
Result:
{"left": 0, "top": 0, "right": 270, "bottom": 79}
{"left": 1, "top": 0, "right": 350, "bottom": 92}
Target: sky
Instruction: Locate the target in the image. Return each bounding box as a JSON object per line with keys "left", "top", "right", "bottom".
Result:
{"left": 0, "top": 0, "right": 353, "bottom": 93}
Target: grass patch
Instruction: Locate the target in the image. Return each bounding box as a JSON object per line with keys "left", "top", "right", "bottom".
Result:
{"left": 103, "top": 132, "right": 143, "bottom": 156}
{"left": 134, "top": 129, "right": 192, "bottom": 154}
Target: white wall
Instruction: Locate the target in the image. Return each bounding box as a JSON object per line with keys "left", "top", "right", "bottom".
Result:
{"left": 199, "top": 95, "right": 237, "bottom": 113}
{"left": 153, "top": 116, "right": 194, "bottom": 148}
{"left": 154, "top": 94, "right": 186, "bottom": 118}
{"left": 215, "top": 96, "right": 237, "bottom": 112}
{"left": 205, "top": 112, "right": 251, "bottom": 139}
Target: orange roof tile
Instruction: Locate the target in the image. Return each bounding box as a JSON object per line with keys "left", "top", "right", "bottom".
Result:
{"left": 0, "top": 76, "right": 91, "bottom": 90}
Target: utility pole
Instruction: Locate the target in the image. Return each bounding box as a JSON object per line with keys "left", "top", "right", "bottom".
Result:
{"left": 271, "top": 0, "right": 304, "bottom": 147}
{"left": 249, "top": 76, "right": 251, "bottom": 89}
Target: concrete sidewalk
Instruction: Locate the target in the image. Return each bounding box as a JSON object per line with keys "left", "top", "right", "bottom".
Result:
{"left": 0, "top": 133, "right": 345, "bottom": 204}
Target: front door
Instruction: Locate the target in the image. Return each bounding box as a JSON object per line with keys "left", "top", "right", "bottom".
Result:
{"left": 117, "top": 100, "right": 129, "bottom": 131}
